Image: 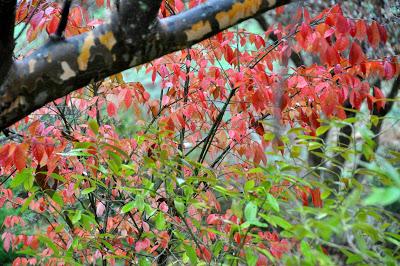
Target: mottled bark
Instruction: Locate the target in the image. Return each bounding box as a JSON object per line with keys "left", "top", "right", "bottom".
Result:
{"left": 0, "top": 0, "right": 291, "bottom": 130}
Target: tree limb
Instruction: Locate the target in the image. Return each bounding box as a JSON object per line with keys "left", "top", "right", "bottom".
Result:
{"left": 0, "top": 0, "right": 291, "bottom": 130}
{"left": 0, "top": 0, "right": 17, "bottom": 85}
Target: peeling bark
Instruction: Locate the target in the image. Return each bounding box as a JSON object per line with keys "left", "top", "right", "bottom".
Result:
{"left": 0, "top": 0, "right": 291, "bottom": 130}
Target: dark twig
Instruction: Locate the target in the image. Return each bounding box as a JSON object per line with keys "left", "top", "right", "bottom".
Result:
{"left": 55, "top": 0, "right": 72, "bottom": 39}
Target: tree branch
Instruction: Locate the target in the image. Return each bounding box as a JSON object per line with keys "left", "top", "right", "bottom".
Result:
{"left": 0, "top": 0, "right": 291, "bottom": 130}
{"left": 0, "top": 0, "right": 17, "bottom": 85}
{"left": 55, "top": 0, "right": 72, "bottom": 39}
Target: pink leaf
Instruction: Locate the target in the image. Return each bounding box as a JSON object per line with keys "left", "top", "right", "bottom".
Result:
{"left": 96, "top": 202, "right": 105, "bottom": 217}
{"left": 135, "top": 238, "right": 150, "bottom": 252}
{"left": 2, "top": 232, "right": 13, "bottom": 252}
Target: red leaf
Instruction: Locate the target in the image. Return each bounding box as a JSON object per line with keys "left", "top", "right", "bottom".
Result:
{"left": 124, "top": 90, "right": 132, "bottom": 108}
{"left": 311, "top": 188, "right": 323, "bottom": 208}
{"left": 46, "top": 15, "right": 60, "bottom": 35}
{"left": 2, "top": 232, "right": 13, "bottom": 252}
{"left": 383, "top": 61, "right": 394, "bottom": 80}
{"left": 320, "top": 88, "right": 338, "bottom": 117}
{"left": 44, "top": 137, "right": 54, "bottom": 157}
{"left": 96, "top": 0, "right": 104, "bottom": 7}
{"left": 354, "top": 20, "right": 367, "bottom": 41}
{"left": 335, "top": 14, "right": 349, "bottom": 34}
{"left": 175, "top": 0, "right": 184, "bottom": 12}
{"left": 252, "top": 89, "right": 266, "bottom": 111}
{"left": 253, "top": 122, "right": 265, "bottom": 137}
{"left": 69, "top": 7, "right": 83, "bottom": 27}
{"left": 196, "top": 245, "right": 212, "bottom": 262}
{"left": 135, "top": 238, "right": 150, "bottom": 252}
{"left": 30, "top": 10, "right": 44, "bottom": 29}
{"left": 326, "top": 46, "right": 340, "bottom": 65}
{"left": 32, "top": 141, "right": 45, "bottom": 163}
{"left": 206, "top": 214, "right": 219, "bottom": 225}
{"left": 378, "top": 24, "right": 387, "bottom": 44}
{"left": 275, "top": 6, "right": 285, "bottom": 16}
{"left": 374, "top": 87, "right": 386, "bottom": 111}
{"left": 350, "top": 90, "right": 362, "bottom": 110}
{"left": 0, "top": 144, "right": 12, "bottom": 168}
{"left": 334, "top": 35, "right": 350, "bottom": 51}
{"left": 349, "top": 42, "right": 365, "bottom": 65}
{"left": 366, "top": 94, "right": 375, "bottom": 111}
{"left": 349, "top": 20, "right": 356, "bottom": 37}
{"left": 107, "top": 102, "right": 117, "bottom": 117}
{"left": 367, "top": 21, "right": 380, "bottom": 48}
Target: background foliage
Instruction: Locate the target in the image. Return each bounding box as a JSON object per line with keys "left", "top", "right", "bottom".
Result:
{"left": 0, "top": 0, "right": 399, "bottom": 265}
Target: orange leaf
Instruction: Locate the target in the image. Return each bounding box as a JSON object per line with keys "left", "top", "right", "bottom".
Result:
{"left": 96, "top": 0, "right": 104, "bottom": 7}
{"left": 354, "top": 20, "right": 366, "bottom": 41}
{"left": 13, "top": 145, "right": 26, "bottom": 171}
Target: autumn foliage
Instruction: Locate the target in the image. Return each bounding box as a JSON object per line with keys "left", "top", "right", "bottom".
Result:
{"left": 0, "top": 1, "right": 399, "bottom": 265}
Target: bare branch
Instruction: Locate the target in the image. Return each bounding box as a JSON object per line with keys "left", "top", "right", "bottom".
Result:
{"left": 55, "top": 0, "right": 72, "bottom": 38}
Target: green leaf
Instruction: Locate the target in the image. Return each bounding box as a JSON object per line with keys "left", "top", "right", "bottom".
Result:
{"left": 52, "top": 192, "right": 64, "bottom": 207}
{"left": 212, "top": 240, "right": 223, "bottom": 257}
{"left": 174, "top": 199, "right": 185, "bottom": 215}
{"left": 139, "top": 258, "right": 151, "bottom": 266}
{"left": 248, "top": 168, "right": 263, "bottom": 174}
{"left": 184, "top": 244, "right": 197, "bottom": 265}
{"left": 244, "top": 180, "right": 255, "bottom": 192}
{"left": 267, "top": 193, "right": 280, "bottom": 212}
{"left": 316, "top": 125, "right": 330, "bottom": 136}
{"left": 23, "top": 171, "right": 34, "bottom": 190}
{"left": 50, "top": 172, "right": 66, "bottom": 183}
{"left": 244, "top": 201, "right": 258, "bottom": 222}
{"left": 101, "top": 240, "right": 115, "bottom": 251}
{"left": 71, "top": 210, "right": 82, "bottom": 224}
{"left": 11, "top": 168, "right": 33, "bottom": 188}
{"left": 343, "top": 117, "right": 357, "bottom": 124}
{"left": 245, "top": 247, "right": 257, "bottom": 266}
{"left": 58, "top": 149, "right": 92, "bottom": 157}
{"left": 88, "top": 119, "right": 99, "bottom": 134}
{"left": 121, "top": 201, "right": 135, "bottom": 214}
{"left": 261, "top": 214, "right": 292, "bottom": 230}
{"left": 300, "top": 240, "right": 313, "bottom": 262}
{"left": 155, "top": 212, "right": 166, "bottom": 230}
{"left": 135, "top": 196, "right": 145, "bottom": 212}
{"left": 81, "top": 187, "right": 96, "bottom": 195}
{"left": 363, "top": 187, "right": 400, "bottom": 206}
{"left": 308, "top": 142, "right": 323, "bottom": 151}
{"left": 81, "top": 213, "right": 98, "bottom": 230}
{"left": 20, "top": 193, "right": 35, "bottom": 213}
{"left": 263, "top": 132, "right": 275, "bottom": 141}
